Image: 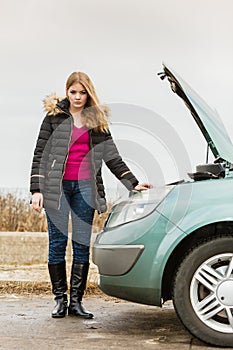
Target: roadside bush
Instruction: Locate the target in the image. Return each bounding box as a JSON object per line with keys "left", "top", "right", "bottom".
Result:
{"left": 0, "top": 192, "right": 47, "bottom": 232}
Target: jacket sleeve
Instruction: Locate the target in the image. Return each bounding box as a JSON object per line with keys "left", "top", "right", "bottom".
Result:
{"left": 30, "top": 115, "right": 52, "bottom": 194}
{"left": 103, "top": 131, "right": 139, "bottom": 190}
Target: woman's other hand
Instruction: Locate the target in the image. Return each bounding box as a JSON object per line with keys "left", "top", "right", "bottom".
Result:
{"left": 133, "top": 183, "right": 152, "bottom": 191}
{"left": 31, "top": 192, "right": 44, "bottom": 212}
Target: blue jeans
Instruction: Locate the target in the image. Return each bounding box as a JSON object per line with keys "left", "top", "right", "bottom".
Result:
{"left": 45, "top": 180, "right": 95, "bottom": 265}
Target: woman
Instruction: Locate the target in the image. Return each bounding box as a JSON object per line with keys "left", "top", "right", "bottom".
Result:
{"left": 30, "top": 71, "right": 151, "bottom": 319}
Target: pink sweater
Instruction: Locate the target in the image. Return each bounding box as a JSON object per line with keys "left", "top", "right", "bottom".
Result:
{"left": 63, "top": 126, "right": 91, "bottom": 180}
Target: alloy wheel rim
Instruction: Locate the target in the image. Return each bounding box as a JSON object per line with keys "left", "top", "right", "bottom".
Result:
{"left": 190, "top": 253, "right": 233, "bottom": 333}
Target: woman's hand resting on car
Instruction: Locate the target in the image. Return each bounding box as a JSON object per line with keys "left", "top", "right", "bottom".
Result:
{"left": 134, "top": 183, "right": 152, "bottom": 191}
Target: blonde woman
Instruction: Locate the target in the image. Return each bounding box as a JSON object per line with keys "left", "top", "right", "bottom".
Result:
{"left": 30, "top": 72, "right": 150, "bottom": 319}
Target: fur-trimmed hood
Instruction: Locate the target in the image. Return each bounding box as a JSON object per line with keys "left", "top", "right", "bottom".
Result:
{"left": 43, "top": 93, "right": 66, "bottom": 116}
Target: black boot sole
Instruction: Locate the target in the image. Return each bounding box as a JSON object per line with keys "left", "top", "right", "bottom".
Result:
{"left": 52, "top": 313, "right": 67, "bottom": 318}
{"left": 68, "top": 309, "right": 93, "bottom": 319}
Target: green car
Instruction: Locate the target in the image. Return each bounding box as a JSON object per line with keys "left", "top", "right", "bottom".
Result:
{"left": 92, "top": 64, "right": 233, "bottom": 347}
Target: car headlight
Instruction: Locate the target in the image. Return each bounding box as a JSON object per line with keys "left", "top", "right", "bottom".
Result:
{"left": 105, "top": 186, "right": 175, "bottom": 229}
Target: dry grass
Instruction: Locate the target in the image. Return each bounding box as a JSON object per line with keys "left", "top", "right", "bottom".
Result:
{"left": 0, "top": 191, "right": 111, "bottom": 232}
{"left": 0, "top": 280, "right": 102, "bottom": 296}
{"left": 0, "top": 281, "right": 51, "bottom": 295}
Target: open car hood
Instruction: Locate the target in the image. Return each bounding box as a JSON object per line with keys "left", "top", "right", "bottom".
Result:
{"left": 160, "top": 64, "right": 233, "bottom": 164}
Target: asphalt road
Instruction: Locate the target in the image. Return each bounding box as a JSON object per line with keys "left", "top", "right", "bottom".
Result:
{"left": 0, "top": 294, "right": 232, "bottom": 350}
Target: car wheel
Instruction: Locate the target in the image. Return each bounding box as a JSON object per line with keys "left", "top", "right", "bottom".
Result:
{"left": 172, "top": 236, "right": 233, "bottom": 347}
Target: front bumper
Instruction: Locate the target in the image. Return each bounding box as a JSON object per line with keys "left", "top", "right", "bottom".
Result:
{"left": 92, "top": 243, "right": 144, "bottom": 276}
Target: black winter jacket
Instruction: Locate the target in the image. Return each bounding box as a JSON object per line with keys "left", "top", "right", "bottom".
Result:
{"left": 30, "top": 97, "right": 139, "bottom": 213}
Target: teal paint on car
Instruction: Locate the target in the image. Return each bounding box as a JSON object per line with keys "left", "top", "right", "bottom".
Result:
{"left": 92, "top": 64, "right": 233, "bottom": 347}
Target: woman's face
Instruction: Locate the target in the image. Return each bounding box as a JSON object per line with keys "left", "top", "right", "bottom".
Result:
{"left": 67, "top": 82, "right": 88, "bottom": 111}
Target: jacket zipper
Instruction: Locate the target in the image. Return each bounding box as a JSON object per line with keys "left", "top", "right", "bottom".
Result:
{"left": 57, "top": 112, "right": 73, "bottom": 210}
{"left": 89, "top": 129, "right": 100, "bottom": 213}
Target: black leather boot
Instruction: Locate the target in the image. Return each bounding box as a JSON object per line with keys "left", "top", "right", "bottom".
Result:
{"left": 48, "top": 261, "right": 68, "bottom": 318}
{"left": 68, "top": 262, "right": 93, "bottom": 319}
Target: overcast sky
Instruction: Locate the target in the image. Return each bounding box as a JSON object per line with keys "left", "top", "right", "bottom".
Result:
{"left": 1, "top": 0, "right": 233, "bottom": 196}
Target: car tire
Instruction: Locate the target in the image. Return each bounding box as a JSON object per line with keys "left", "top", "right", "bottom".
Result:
{"left": 172, "top": 235, "right": 233, "bottom": 347}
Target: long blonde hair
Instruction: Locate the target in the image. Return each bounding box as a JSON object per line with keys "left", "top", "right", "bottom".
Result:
{"left": 66, "top": 72, "right": 109, "bottom": 133}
